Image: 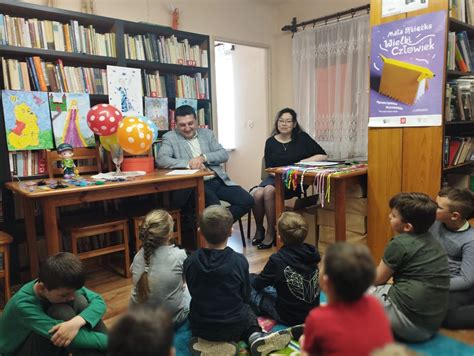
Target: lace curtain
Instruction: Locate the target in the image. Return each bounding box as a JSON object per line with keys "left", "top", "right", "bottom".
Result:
{"left": 292, "top": 15, "right": 370, "bottom": 159}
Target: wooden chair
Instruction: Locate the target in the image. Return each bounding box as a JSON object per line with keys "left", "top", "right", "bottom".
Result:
{"left": 220, "top": 200, "right": 247, "bottom": 247}
{"left": 46, "top": 147, "right": 131, "bottom": 277}
{"left": 132, "top": 209, "right": 182, "bottom": 252}
{"left": 0, "top": 231, "right": 13, "bottom": 303}
{"left": 47, "top": 147, "right": 103, "bottom": 178}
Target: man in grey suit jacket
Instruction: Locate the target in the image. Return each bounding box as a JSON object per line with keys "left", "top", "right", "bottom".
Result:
{"left": 157, "top": 105, "right": 253, "bottom": 222}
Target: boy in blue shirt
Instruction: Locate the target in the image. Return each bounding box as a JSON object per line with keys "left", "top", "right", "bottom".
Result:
{"left": 185, "top": 205, "right": 291, "bottom": 356}
{"left": 432, "top": 187, "right": 474, "bottom": 329}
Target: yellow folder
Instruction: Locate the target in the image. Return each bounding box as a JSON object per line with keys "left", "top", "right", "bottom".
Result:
{"left": 378, "top": 55, "right": 434, "bottom": 105}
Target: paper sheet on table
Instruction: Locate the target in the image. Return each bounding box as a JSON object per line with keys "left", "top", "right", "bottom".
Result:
{"left": 296, "top": 161, "right": 340, "bottom": 167}
{"left": 166, "top": 169, "right": 199, "bottom": 175}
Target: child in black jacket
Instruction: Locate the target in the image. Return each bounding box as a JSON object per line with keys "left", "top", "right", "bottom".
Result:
{"left": 184, "top": 205, "right": 291, "bottom": 356}
{"left": 251, "top": 212, "right": 321, "bottom": 326}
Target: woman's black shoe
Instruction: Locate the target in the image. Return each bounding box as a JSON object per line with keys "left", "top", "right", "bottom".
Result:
{"left": 257, "top": 240, "right": 274, "bottom": 249}
{"left": 251, "top": 227, "right": 265, "bottom": 246}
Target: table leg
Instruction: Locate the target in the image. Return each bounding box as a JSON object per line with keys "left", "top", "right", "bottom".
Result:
{"left": 196, "top": 178, "right": 206, "bottom": 248}
{"left": 334, "top": 178, "right": 347, "bottom": 242}
{"left": 274, "top": 173, "right": 285, "bottom": 249}
{"left": 22, "top": 197, "right": 39, "bottom": 278}
{"left": 41, "top": 199, "right": 61, "bottom": 255}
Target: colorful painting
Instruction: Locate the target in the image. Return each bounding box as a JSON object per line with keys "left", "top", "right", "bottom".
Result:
{"left": 175, "top": 98, "right": 198, "bottom": 113}
{"left": 2, "top": 90, "right": 53, "bottom": 150}
{"left": 369, "top": 11, "right": 447, "bottom": 127}
{"left": 107, "top": 65, "right": 143, "bottom": 116}
{"left": 144, "top": 97, "right": 168, "bottom": 131}
{"left": 49, "top": 93, "right": 94, "bottom": 147}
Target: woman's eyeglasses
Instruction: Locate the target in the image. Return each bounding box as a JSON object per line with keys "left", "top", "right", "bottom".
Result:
{"left": 278, "top": 119, "right": 293, "bottom": 124}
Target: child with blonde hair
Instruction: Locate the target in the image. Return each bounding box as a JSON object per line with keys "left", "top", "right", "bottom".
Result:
{"left": 130, "top": 209, "right": 190, "bottom": 326}
{"left": 250, "top": 211, "right": 321, "bottom": 326}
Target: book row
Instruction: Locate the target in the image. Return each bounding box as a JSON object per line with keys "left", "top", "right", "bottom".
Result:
{"left": 143, "top": 71, "right": 209, "bottom": 99}
{"left": 124, "top": 34, "right": 208, "bottom": 67}
{"left": 443, "top": 136, "right": 474, "bottom": 167}
{"left": 447, "top": 30, "right": 474, "bottom": 72}
{"left": 450, "top": 0, "right": 474, "bottom": 25}
{"left": 1, "top": 56, "right": 108, "bottom": 94}
{"left": 1, "top": 58, "right": 209, "bottom": 99}
{"left": 445, "top": 79, "right": 474, "bottom": 121}
{"left": 0, "top": 14, "right": 116, "bottom": 57}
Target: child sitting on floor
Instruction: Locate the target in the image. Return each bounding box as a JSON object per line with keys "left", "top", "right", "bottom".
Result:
{"left": 0, "top": 252, "right": 107, "bottom": 356}
{"left": 250, "top": 211, "right": 320, "bottom": 326}
{"left": 301, "top": 243, "right": 393, "bottom": 356}
{"left": 373, "top": 192, "right": 450, "bottom": 342}
{"left": 130, "top": 209, "right": 190, "bottom": 327}
{"left": 108, "top": 306, "right": 174, "bottom": 356}
{"left": 184, "top": 205, "right": 291, "bottom": 356}
{"left": 431, "top": 187, "right": 474, "bottom": 329}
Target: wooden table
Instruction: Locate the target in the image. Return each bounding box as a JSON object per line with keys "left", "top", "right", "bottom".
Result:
{"left": 5, "top": 170, "right": 211, "bottom": 277}
{"left": 268, "top": 166, "right": 368, "bottom": 249}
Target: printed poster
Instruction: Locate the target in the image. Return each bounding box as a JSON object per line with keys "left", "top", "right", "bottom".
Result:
{"left": 107, "top": 65, "right": 143, "bottom": 116}
{"left": 2, "top": 90, "right": 54, "bottom": 150}
{"left": 382, "top": 0, "right": 429, "bottom": 18}
{"left": 49, "top": 93, "right": 95, "bottom": 147}
{"left": 144, "top": 97, "right": 169, "bottom": 131}
{"left": 369, "top": 11, "right": 447, "bottom": 127}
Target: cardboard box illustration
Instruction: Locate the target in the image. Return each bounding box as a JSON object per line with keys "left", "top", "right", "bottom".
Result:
{"left": 379, "top": 55, "right": 434, "bottom": 105}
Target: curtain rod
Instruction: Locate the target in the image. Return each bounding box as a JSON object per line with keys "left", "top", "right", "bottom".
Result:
{"left": 281, "top": 4, "right": 370, "bottom": 34}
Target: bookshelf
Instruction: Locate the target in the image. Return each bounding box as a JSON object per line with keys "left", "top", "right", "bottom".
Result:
{"left": 0, "top": 0, "right": 212, "bottom": 230}
{"left": 443, "top": 16, "right": 474, "bottom": 190}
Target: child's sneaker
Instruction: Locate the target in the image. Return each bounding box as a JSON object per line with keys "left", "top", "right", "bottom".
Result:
{"left": 288, "top": 324, "right": 304, "bottom": 341}
{"left": 249, "top": 330, "right": 291, "bottom": 356}
{"left": 190, "top": 337, "right": 238, "bottom": 356}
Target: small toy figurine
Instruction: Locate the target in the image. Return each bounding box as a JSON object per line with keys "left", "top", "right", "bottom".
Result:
{"left": 57, "top": 143, "right": 76, "bottom": 179}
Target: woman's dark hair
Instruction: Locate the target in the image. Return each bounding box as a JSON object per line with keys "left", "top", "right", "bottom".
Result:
{"left": 271, "top": 108, "right": 303, "bottom": 138}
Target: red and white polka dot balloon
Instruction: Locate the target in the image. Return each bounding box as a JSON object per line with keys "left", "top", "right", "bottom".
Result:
{"left": 117, "top": 116, "right": 153, "bottom": 155}
{"left": 86, "top": 104, "right": 123, "bottom": 136}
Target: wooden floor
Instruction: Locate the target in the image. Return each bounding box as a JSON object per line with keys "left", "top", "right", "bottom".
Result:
{"left": 85, "top": 221, "right": 474, "bottom": 346}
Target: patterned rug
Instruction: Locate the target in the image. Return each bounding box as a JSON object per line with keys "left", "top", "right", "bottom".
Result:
{"left": 174, "top": 293, "right": 474, "bottom": 356}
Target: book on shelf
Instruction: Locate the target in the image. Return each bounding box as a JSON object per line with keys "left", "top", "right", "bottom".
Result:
{"left": 0, "top": 14, "right": 116, "bottom": 57}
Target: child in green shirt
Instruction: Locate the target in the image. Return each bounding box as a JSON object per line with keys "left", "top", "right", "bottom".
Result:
{"left": 0, "top": 252, "right": 107, "bottom": 355}
{"left": 372, "top": 192, "right": 450, "bottom": 342}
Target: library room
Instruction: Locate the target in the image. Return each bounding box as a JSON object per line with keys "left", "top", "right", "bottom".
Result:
{"left": 0, "top": 0, "right": 473, "bottom": 355}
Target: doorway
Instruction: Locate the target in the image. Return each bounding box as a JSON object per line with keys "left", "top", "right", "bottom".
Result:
{"left": 214, "top": 40, "right": 269, "bottom": 190}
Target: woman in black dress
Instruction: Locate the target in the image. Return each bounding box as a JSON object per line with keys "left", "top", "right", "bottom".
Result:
{"left": 252, "top": 108, "right": 327, "bottom": 249}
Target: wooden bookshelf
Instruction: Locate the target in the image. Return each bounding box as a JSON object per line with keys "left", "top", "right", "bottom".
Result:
{"left": 443, "top": 17, "right": 474, "bottom": 189}
{"left": 0, "top": 0, "right": 213, "bottom": 231}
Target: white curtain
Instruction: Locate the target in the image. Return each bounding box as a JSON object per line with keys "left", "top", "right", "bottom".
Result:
{"left": 293, "top": 15, "right": 370, "bottom": 159}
